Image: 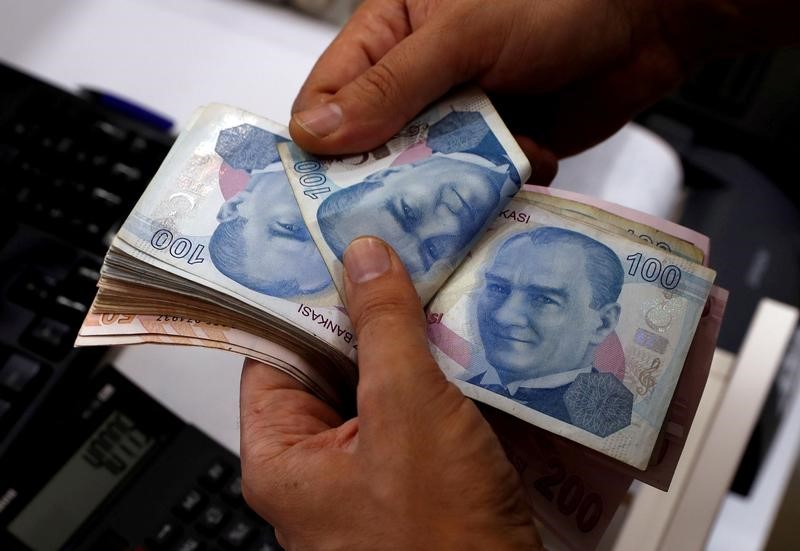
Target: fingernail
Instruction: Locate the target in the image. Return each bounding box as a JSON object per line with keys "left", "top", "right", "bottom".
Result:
{"left": 344, "top": 237, "right": 391, "bottom": 284}
{"left": 293, "top": 102, "right": 342, "bottom": 138}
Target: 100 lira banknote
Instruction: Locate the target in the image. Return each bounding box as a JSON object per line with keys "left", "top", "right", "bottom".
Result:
{"left": 426, "top": 192, "right": 716, "bottom": 469}
{"left": 109, "top": 105, "right": 357, "bottom": 360}
{"left": 279, "top": 87, "right": 531, "bottom": 304}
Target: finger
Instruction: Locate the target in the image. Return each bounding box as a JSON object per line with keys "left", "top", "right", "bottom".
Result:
{"left": 292, "top": 0, "right": 412, "bottom": 114}
{"left": 342, "top": 237, "right": 448, "bottom": 414}
{"left": 290, "top": 18, "right": 480, "bottom": 154}
{"left": 239, "top": 359, "right": 344, "bottom": 462}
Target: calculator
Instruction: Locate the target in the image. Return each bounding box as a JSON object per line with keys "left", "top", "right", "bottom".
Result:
{"left": 0, "top": 367, "right": 282, "bottom": 551}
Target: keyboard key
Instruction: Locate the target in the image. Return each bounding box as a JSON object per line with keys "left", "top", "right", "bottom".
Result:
{"left": 52, "top": 294, "right": 89, "bottom": 324}
{"left": 54, "top": 136, "right": 76, "bottom": 156}
{"left": 110, "top": 161, "right": 142, "bottom": 183}
{"left": 91, "top": 187, "right": 123, "bottom": 208}
{"left": 221, "top": 476, "right": 244, "bottom": 507}
{"left": 197, "top": 504, "right": 229, "bottom": 536}
{"left": 10, "top": 121, "right": 40, "bottom": 142}
{"left": 8, "top": 269, "right": 57, "bottom": 311}
{"left": 93, "top": 120, "right": 128, "bottom": 144}
{"left": 0, "top": 353, "right": 42, "bottom": 393}
{"left": 250, "top": 529, "right": 282, "bottom": 551}
{"left": 128, "top": 135, "right": 147, "bottom": 153}
{"left": 149, "top": 520, "right": 182, "bottom": 549}
{"left": 174, "top": 489, "right": 206, "bottom": 521}
{"left": 173, "top": 536, "right": 205, "bottom": 551}
{"left": 61, "top": 261, "right": 101, "bottom": 304}
{"left": 200, "top": 460, "right": 231, "bottom": 491}
{"left": 220, "top": 519, "right": 256, "bottom": 550}
{"left": 21, "top": 317, "right": 73, "bottom": 360}
{"left": 89, "top": 153, "right": 110, "bottom": 171}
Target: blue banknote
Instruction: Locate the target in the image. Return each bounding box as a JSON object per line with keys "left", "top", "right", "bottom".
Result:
{"left": 280, "top": 88, "right": 531, "bottom": 304}
{"left": 113, "top": 105, "right": 354, "bottom": 360}
{"left": 426, "top": 191, "right": 716, "bottom": 469}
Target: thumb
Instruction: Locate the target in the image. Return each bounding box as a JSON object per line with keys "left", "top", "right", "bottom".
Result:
{"left": 290, "top": 25, "right": 473, "bottom": 155}
{"left": 342, "top": 237, "right": 449, "bottom": 418}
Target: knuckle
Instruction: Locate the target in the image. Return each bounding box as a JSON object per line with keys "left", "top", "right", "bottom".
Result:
{"left": 357, "top": 1, "right": 409, "bottom": 45}
{"left": 354, "top": 61, "right": 404, "bottom": 105}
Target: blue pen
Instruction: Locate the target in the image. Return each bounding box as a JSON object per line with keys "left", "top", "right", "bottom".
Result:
{"left": 80, "top": 88, "right": 174, "bottom": 133}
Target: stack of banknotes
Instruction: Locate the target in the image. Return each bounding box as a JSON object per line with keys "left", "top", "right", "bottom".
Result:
{"left": 77, "top": 89, "right": 728, "bottom": 550}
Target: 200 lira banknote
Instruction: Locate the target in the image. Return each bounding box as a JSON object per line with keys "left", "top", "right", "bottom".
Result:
{"left": 279, "top": 87, "right": 531, "bottom": 304}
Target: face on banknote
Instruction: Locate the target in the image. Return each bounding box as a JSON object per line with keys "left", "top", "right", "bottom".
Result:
{"left": 113, "top": 105, "right": 356, "bottom": 359}
{"left": 426, "top": 195, "right": 716, "bottom": 469}
{"left": 280, "top": 88, "right": 531, "bottom": 304}
{"left": 210, "top": 161, "right": 332, "bottom": 298}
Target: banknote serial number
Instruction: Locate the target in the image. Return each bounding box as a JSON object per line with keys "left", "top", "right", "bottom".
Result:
{"left": 534, "top": 457, "right": 603, "bottom": 533}
{"left": 625, "top": 252, "right": 681, "bottom": 290}
{"left": 150, "top": 229, "right": 206, "bottom": 264}
{"left": 293, "top": 160, "right": 331, "bottom": 200}
{"left": 155, "top": 315, "right": 209, "bottom": 324}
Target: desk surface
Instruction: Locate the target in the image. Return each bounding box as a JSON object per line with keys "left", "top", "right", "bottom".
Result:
{"left": 1, "top": 0, "right": 337, "bottom": 129}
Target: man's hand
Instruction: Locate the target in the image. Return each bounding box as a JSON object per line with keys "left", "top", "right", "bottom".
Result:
{"left": 289, "top": 0, "right": 800, "bottom": 183}
{"left": 240, "top": 237, "right": 540, "bottom": 550}
{"left": 288, "top": 0, "right": 693, "bottom": 183}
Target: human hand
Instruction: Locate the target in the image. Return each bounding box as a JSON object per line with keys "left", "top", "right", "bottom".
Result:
{"left": 288, "top": 0, "right": 692, "bottom": 181}
{"left": 289, "top": 0, "right": 795, "bottom": 181}
{"left": 239, "top": 237, "right": 540, "bottom": 550}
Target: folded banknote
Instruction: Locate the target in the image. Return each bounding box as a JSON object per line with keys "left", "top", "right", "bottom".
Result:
{"left": 279, "top": 87, "right": 531, "bottom": 305}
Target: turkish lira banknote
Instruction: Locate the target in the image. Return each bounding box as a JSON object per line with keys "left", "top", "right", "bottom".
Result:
{"left": 478, "top": 185, "right": 728, "bottom": 491}
{"left": 97, "top": 105, "right": 357, "bottom": 372}
{"left": 426, "top": 191, "right": 716, "bottom": 469}
{"left": 279, "top": 87, "right": 531, "bottom": 304}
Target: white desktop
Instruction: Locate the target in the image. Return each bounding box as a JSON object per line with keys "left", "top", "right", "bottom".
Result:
{"left": 2, "top": 1, "right": 796, "bottom": 550}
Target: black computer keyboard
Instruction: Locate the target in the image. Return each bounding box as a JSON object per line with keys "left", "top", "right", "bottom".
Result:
{"left": 0, "top": 62, "right": 172, "bottom": 453}
{"left": 0, "top": 63, "right": 284, "bottom": 551}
